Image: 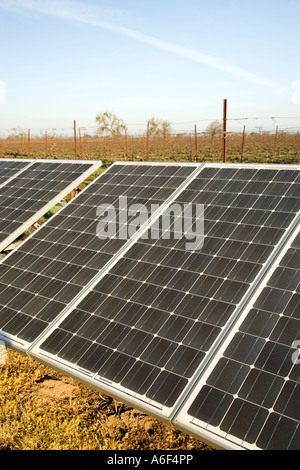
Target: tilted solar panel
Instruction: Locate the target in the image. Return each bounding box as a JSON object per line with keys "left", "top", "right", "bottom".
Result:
{"left": 27, "top": 163, "right": 300, "bottom": 440}
{"left": 0, "top": 162, "right": 199, "bottom": 353}
{"left": 0, "top": 159, "right": 101, "bottom": 252}
{"left": 0, "top": 161, "right": 299, "bottom": 449}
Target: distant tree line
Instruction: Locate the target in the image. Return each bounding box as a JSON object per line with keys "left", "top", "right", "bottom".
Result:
{"left": 95, "top": 112, "right": 223, "bottom": 138}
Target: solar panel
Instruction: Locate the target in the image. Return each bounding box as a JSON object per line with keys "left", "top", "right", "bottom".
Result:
{"left": 0, "top": 161, "right": 299, "bottom": 450}
{"left": 0, "top": 159, "right": 101, "bottom": 252}
{"left": 27, "top": 163, "right": 299, "bottom": 434}
{"left": 176, "top": 221, "right": 300, "bottom": 450}
{"left": 0, "top": 162, "right": 199, "bottom": 353}
{"left": 0, "top": 158, "right": 32, "bottom": 188}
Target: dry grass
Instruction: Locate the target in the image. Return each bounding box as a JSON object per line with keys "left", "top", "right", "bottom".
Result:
{"left": 1, "top": 131, "right": 299, "bottom": 163}
{"left": 0, "top": 349, "right": 212, "bottom": 451}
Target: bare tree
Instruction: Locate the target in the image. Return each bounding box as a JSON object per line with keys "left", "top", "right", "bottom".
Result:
{"left": 96, "top": 112, "right": 127, "bottom": 136}
{"left": 147, "top": 118, "right": 172, "bottom": 136}
{"left": 206, "top": 120, "right": 222, "bottom": 138}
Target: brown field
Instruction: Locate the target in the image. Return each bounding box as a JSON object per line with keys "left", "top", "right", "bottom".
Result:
{"left": 0, "top": 130, "right": 299, "bottom": 164}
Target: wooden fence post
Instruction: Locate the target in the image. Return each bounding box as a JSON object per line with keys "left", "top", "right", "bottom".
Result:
{"left": 146, "top": 121, "right": 150, "bottom": 159}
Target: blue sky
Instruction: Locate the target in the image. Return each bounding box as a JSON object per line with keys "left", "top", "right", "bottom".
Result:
{"left": 0, "top": 0, "right": 299, "bottom": 134}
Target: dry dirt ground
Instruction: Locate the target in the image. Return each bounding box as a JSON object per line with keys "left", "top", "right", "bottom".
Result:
{"left": 0, "top": 349, "right": 214, "bottom": 451}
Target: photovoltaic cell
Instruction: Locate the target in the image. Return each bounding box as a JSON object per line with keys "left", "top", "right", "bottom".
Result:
{"left": 0, "top": 159, "right": 101, "bottom": 252}
{"left": 0, "top": 159, "right": 32, "bottom": 187}
{"left": 0, "top": 163, "right": 197, "bottom": 351}
{"left": 178, "top": 223, "right": 300, "bottom": 450}
{"left": 32, "top": 164, "right": 300, "bottom": 422}
{"left": 1, "top": 161, "right": 299, "bottom": 450}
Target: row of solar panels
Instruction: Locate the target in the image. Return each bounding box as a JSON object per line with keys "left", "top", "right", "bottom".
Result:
{"left": 0, "top": 159, "right": 299, "bottom": 450}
